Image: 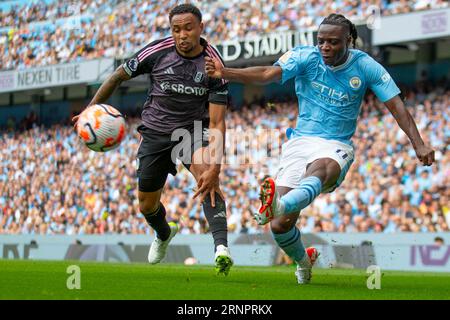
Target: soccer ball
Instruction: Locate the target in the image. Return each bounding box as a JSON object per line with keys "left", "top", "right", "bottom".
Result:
{"left": 77, "top": 104, "right": 126, "bottom": 152}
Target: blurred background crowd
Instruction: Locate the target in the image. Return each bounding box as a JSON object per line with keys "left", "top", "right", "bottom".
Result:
{"left": 1, "top": 81, "right": 448, "bottom": 235}
{"left": 1, "top": 0, "right": 449, "bottom": 70}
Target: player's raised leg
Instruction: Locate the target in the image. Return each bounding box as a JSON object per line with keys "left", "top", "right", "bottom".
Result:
{"left": 280, "top": 158, "right": 340, "bottom": 214}
{"left": 264, "top": 185, "right": 318, "bottom": 284}
{"left": 257, "top": 158, "right": 341, "bottom": 284}
{"left": 258, "top": 158, "right": 340, "bottom": 223}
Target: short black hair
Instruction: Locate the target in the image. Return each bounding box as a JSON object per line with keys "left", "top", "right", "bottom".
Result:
{"left": 169, "top": 3, "right": 202, "bottom": 23}
{"left": 434, "top": 237, "right": 444, "bottom": 243}
{"left": 320, "top": 13, "right": 358, "bottom": 48}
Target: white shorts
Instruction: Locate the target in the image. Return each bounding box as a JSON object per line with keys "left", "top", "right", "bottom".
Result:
{"left": 275, "top": 135, "right": 355, "bottom": 193}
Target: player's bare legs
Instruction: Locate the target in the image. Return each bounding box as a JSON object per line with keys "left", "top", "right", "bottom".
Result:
{"left": 190, "top": 146, "right": 233, "bottom": 275}
{"left": 304, "top": 158, "right": 341, "bottom": 192}
{"left": 138, "top": 189, "right": 163, "bottom": 215}
{"left": 259, "top": 158, "right": 340, "bottom": 284}
{"left": 139, "top": 188, "right": 178, "bottom": 264}
{"left": 259, "top": 158, "right": 341, "bottom": 225}
{"left": 269, "top": 186, "right": 298, "bottom": 233}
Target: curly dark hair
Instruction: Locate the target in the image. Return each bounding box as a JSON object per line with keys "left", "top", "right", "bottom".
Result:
{"left": 320, "top": 13, "right": 358, "bottom": 48}
{"left": 169, "top": 3, "right": 202, "bottom": 23}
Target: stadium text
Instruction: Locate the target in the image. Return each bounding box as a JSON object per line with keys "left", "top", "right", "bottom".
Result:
{"left": 410, "top": 245, "right": 450, "bottom": 266}
{"left": 217, "top": 31, "right": 314, "bottom": 62}
{"left": 17, "top": 65, "right": 80, "bottom": 88}
{"left": 0, "top": 59, "right": 114, "bottom": 93}
{"left": 0, "top": 73, "right": 14, "bottom": 90}
{"left": 2, "top": 243, "right": 38, "bottom": 259}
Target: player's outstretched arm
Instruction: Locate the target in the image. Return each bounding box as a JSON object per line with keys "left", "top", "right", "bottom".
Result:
{"left": 88, "top": 66, "right": 131, "bottom": 106}
{"left": 384, "top": 95, "right": 435, "bottom": 166}
{"left": 205, "top": 56, "right": 282, "bottom": 85}
{"left": 72, "top": 66, "right": 131, "bottom": 129}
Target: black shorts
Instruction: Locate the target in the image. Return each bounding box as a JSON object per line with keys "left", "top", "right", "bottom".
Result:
{"left": 136, "top": 121, "right": 209, "bottom": 192}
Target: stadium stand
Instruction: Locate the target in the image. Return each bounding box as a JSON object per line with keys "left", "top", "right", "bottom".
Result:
{"left": 1, "top": 0, "right": 448, "bottom": 70}
{"left": 0, "top": 82, "right": 448, "bottom": 235}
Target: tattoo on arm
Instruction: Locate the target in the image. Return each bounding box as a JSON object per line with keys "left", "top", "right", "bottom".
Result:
{"left": 89, "top": 67, "right": 130, "bottom": 106}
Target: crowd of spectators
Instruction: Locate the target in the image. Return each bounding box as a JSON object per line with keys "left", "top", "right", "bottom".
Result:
{"left": 0, "top": 0, "right": 121, "bottom": 28}
{"left": 1, "top": 0, "right": 449, "bottom": 70}
{"left": 0, "top": 82, "right": 448, "bottom": 236}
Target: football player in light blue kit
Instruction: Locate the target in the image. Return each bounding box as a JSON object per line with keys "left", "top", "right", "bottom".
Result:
{"left": 205, "top": 14, "right": 435, "bottom": 284}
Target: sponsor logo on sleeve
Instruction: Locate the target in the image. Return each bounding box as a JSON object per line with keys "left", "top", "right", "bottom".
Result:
{"left": 127, "top": 58, "right": 139, "bottom": 72}
{"left": 278, "top": 50, "right": 293, "bottom": 64}
{"left": 381, "top": 73, "right": 391, "bottom": 83}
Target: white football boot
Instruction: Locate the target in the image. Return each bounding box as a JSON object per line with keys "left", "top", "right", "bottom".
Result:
{"left": 295, "top": 247, "right": 320, "bottom": 284}
{"left": 214, "top": 245, "right": 233, "bottom": 276}
{"left": 148, "top": 222, "right": 178, "bottom": 264}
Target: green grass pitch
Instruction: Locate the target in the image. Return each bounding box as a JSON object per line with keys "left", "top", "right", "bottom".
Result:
{"left": 1, "top": 259, "right": 449, "bottom": 300}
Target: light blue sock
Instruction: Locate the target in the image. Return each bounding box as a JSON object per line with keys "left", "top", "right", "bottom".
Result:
{"left": 272, "top": 227, "right": 306, "bottom": 263}
{"left": 280, "top": 176, "right": 322, "bottom": 215}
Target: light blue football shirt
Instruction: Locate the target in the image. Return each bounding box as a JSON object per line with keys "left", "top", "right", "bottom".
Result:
{"left": 275, "top": 46, "right": 400, "bottom": 145}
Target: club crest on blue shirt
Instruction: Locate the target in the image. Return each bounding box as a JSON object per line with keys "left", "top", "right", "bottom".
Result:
{"left": 194, "top": 71, "right": 205, "bottom": 83}
{"left": 349, "top": 76, "right": 361, "bottom": 89}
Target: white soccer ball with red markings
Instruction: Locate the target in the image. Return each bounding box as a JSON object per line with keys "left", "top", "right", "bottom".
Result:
{"left": 77, "top": 104, "right": 126, "bottom": 152}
